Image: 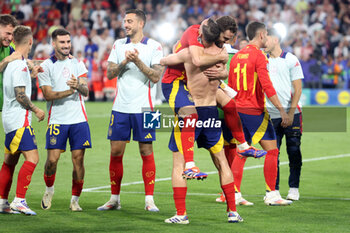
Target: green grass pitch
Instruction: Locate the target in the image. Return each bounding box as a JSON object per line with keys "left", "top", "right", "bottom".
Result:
{"left": 0, "top": 101, "right": 349, "bottom": 233}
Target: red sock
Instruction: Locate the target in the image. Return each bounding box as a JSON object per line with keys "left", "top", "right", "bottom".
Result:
{"left": 222, "top": 99, "right": 246, "bottom": 144}
{"left": 16, "top": 161, "right": 36, "bottom": 198}
{"left": 72, "top": 179, "right": 84, "bottom": 196}
{"left": 224, "top": 144, "right": 236, "bottom": 168}
{"left": 44, "top": 173, "right": 56, "bottom": 187}
{"left": 0, "top": 162, "right": 16, "bottom": 199}
{"left": 173, "top": 187, "right": 187, "bottom": 215}
{"left": 141, "top": 153, "right": 156, "bottom": 195}
{"left": 221, "top": 182, "right": 236, "bottom": 212}
{"left": 181, "top": 114, "right": 198, "bottom": 164}
{"left": 232, "top": 152, "right": 247, "bottom": 193}
{"left": 110, "top": 155, "right": 123, "bottom": 195}
{"left": 264, "top": 149, "right": 279, "bottom": 191}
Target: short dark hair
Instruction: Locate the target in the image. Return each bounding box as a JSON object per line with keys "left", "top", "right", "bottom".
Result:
{"left": 52, "top": 28, "right": 70, "bottom": 40}
{"left": 202, "top": 18, "right": 221, "bottom": 44}
{"left": 216, "top": 16, "right": 237, "bottom": 35}
{"left": 126, "top": 9, "right": 146, "bottom": 27}
{"left": 13, "top": 25, "right": 32, "bottom": 44}
{"left": 246, "top": 21, "right": 266, "bottom": 41}
{"left": 267, "top": 28, "right": 281, "bottom": 42}
{"left": 0, "top": 14, "right": 18, "bottom": 27}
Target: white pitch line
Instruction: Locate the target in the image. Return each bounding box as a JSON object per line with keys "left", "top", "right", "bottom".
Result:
{"left": 83, "top": 190, "right": 350, "bottom": 201}
{"left": 83, "top": 153, "right": 350, "bottom": 192}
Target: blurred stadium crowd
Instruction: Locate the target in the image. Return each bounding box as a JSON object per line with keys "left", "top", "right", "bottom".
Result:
{"left": 2, "top": 0, "right": 350, "bottom": 101}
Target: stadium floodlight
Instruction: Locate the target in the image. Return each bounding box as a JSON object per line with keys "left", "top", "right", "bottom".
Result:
{"left": 273, "top": 23, "right": 287, "bottom": 40}
{"left": 155, "top": 22, "right": 176, "bottom": 43}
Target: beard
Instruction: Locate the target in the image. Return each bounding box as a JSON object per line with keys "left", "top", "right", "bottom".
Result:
{"left": 0, "top": 36, "right": 11, "bottom": 47}
{"left": 56, "top": 47, "right": 71, "bottom": 57}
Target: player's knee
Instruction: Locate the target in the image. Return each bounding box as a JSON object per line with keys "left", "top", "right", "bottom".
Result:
{"left": 286, "top": 135, "right": 301, "bottom": 153}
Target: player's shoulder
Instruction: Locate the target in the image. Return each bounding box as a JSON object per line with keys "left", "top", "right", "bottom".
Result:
{"left": 7, "top": 58, "right": 26, "bottom": 69}
{"left": 224, "top": 44, "right": 238, "bottom": 54}
{"left": 114, "top": 38, "right": 128, "bottom": 46}
{"left": 284, "top": 51, "right": 299, "bottom": 61}
{"left": 41, "top": 55, "right": 57, "bottom": 66}
{"left": 146, "top": 38, "right": 162, "bottom": 48}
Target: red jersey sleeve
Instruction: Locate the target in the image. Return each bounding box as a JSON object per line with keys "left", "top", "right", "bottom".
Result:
{"left": 256, "top": 51, "right": 276, "bottom": 98}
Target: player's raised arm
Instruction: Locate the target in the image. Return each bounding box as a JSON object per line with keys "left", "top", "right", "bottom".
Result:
{"left": 203, "top": 63, "right": 228, "bottom": 80}
{"left": 126, "top": 48, "right": 163, "bottom": 83}
{"left": 107, "top": 60, "right": 128, "bottom": 80}
{"left": 0, "top": 51, "right": 22, "bottom": 72}
{"left": 66, "top": 74, "right": 89, "bottom": 97}
{"left": 40, "top": 85, "right": 75, "bottom": 101}
{"left": 14, "top": 86, "right": 45, "bottom": 121}
{"left": 160, "top": 49, "right": 190, "bottom": 66}
{"left": 188, "top": 19, "right": 228, "bottom": 67}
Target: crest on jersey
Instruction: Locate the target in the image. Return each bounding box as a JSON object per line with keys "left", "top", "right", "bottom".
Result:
{"left": 50, "top": 136, "right": 57, "bottom": 145}
{"left": 62, "top": 67, "right": 70, "bottom": 79}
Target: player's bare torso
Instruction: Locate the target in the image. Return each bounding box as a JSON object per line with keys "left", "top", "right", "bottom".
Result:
{"left": 185, "top": 46, "right": 224, "bottom": 107}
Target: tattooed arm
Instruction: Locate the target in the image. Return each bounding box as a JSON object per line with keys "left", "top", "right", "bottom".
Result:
{"left": 15, "top": 86, "right": 45, "bottom": 121}
{"left": 125, "top": 49, "right": 163, "bottom": 83}
{"left": 66, "top": 74, "right": 89, "bottom": 97}
{"left": 107, "top": 60, "right": 128, "bottom": 80}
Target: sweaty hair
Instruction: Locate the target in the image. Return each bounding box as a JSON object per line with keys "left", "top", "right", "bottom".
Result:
{"left": 202, "top": 18, "right": 221, "bottom": 44}
{"left": 267, "top": 28, "right": 281, "bottom": 42}
{"left": 13, "top": 25, "right": 32, "bottom": 45}
{"left": 126, "top": 9, "right": 146, "bottom": 27}
{"left": 52, "top": 28, "right": 70, "bottom": 40}
{"left": 216, "top": 16, "right": 237, "bottom": 34}
{"left": 246, "top": 21, "right": 266, "bottom": 41}
{"left": 0, "top": 14, "right": 18, "bottom": 27}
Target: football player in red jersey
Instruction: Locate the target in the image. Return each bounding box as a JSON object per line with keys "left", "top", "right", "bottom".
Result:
{"left": 162, "top": 16, "right": 265, "bottom": 181}
{"left": 228, "top": 21, "right": 292, "bottom": 206}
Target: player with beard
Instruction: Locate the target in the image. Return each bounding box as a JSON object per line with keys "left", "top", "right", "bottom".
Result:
{"left": 97, "top": 9, "right": 163, "bottom": 212}
{"left": 38, "top": 28, "right": 91, "bottom": 212}
{"left": 161, "top": 20, "right": 243, "bottom": 224}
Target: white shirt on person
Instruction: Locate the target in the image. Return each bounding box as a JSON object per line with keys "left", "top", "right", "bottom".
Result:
{"left": 266, "top": 51, "right": 304, "bottom": 119}
{"left": 108, "top": 37, "right": 163, "bottom": 114}
{"left": 38, "top": 55, "right": 88, "bottom": 125}
{"left": 2, "top": 59, "right": 32, "bottom": 134}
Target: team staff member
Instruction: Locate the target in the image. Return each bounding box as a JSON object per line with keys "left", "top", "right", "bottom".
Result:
{"left": 265, "top": 28, "right": 303, "bottom": 201}
{"left": 39, "top": 28, "right": 91, "bottom": 212}
{"left": 229, "top": 21, "right": 292, "bottom": 205}
{"left": 98, "top": 9, "right": 163, "bottom": 212}
{"left": 0, "top": 26, "right": 45, "bottom": 215}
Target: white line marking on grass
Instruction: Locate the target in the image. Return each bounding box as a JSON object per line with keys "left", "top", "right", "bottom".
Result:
{"left": 84, "top": 190, "right": 350, "bottom": 201}
{"left": 83, "top": 153, "right": 350, "bottom": 192}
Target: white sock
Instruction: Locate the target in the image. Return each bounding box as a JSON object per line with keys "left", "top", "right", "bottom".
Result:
{"left": 71, "top": 195, "right": 79, "bottom": 202}
{"left": 46, "top": 186, "right": 54, "bottom": 193}
{"left": 185, "top": 162, "right": 195, "bottom": 169}
{"left": 14, "top": 197, "right": 25, "bottom": 202}
{"left": 110, "top": 194, "right": 120, "bottom": 202}
{"left": 237, "top": 142, "right": 249, "bottom": 150}
{"left": 145, "top": 195, "right": 154, "bottom": 203}
{"left": 0, "top": 199, "right": 8, "bottom": 205}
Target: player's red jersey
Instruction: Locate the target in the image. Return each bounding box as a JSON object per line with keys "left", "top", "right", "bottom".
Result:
{"left": 228, "top": 44, "right": 276, "bottom": 115}
{"left": 162, "top": 25, "right": 204, "bottom": 84}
